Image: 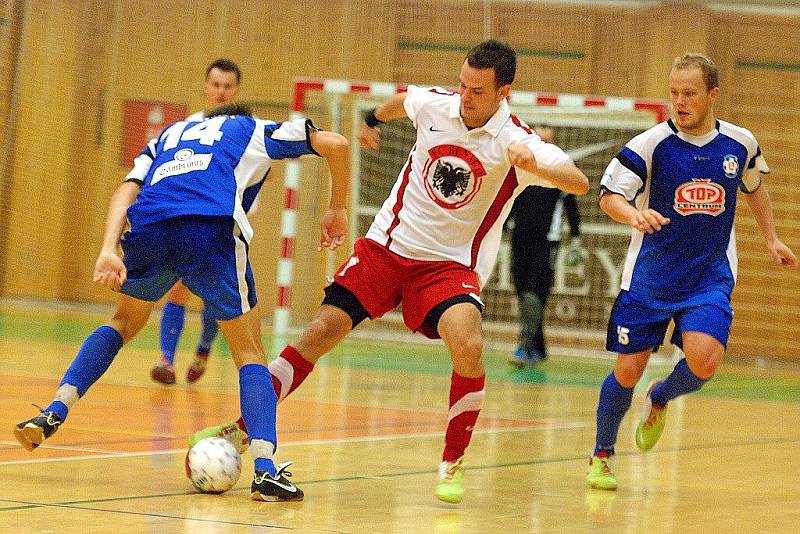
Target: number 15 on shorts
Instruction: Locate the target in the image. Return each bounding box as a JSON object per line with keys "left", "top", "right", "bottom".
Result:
{"left": 617, "top": 326, "right": 630, "bottom": 345}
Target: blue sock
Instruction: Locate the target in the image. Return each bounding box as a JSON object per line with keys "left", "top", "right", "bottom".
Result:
{"left": 254, "top": 456, "right": 277, "bottom": 476}
{"left": 159, "top": 302, "right": 185, "bottom": 364}
{"left": 651, "top": 358, "right": 708, "bottom": 406}
{"left": 593, "top": 372, "right": 634, "bottom": 456}
{"left": 56, "top": 326, "right": 124, "bottom": 420}
{"left": 45, "top": 400, "right": 69, "bottom": 421}
{"left": 196, "top": 307, "right": 219, "bottom": 354}
{"left": 239, "top": 364, "right": 278, "bottom": 475}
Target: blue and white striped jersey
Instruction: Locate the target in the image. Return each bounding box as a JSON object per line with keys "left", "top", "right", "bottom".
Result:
{"left": 601, "top": 118, "right": 768, "bottom": 302}
{"left": 125, "top": 115, "right": 319, "bottom": 243}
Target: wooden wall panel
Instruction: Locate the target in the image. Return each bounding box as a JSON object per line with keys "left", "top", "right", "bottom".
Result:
{"left": 639, "top": 7, "right": 714, "bottom": 99}
{"left": 717, "top": 15, "right": 800, "bottom": 360}
{"left": 222, "top": 0, "right": 397, "bottom": 102}
{"left": 56, "top": 0, "right": 121, "bottom": 303}
{"left": 496, "top": 4, "right": 594, "bottom": 94}
{"left": 3, "top": 0, "right": 80, "bottom": 299}
{"left": 0, "top": 0, "right": 20, "bottom": 138}
{"left": 394, "top": 1, "right": 487, "bottom": 86}
{"left": 591, "top": 9, "right": 649, "bottom": 97}
{"left": 0, "top": 0, "right": 24, "bottom": 291}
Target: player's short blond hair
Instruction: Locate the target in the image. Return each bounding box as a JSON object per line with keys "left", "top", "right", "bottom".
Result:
{"left": 672, "top": 53, "right": 719, "bottom": 91}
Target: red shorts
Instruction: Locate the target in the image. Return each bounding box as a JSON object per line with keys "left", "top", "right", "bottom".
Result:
{"left": 332, "top": 237, "right": 482, "bottom": 339}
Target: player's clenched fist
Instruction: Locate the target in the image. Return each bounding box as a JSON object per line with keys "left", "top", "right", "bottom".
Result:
{"left": 358, "top": 124, "right": 381, "bottom": 150}
{"left": 507, "top": 143, "right": 537, "bottom": 173}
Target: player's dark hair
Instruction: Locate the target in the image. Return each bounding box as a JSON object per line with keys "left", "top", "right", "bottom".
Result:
{"left": 672, "top": 53, "right": 719, "bottom": 91}
{"left": 206, "top": 102, "right": 252, "bottom": 118}
{"left": 206, "top": 58, "right": 242, "bottom": 84}
{"left": 466, "top": 40, "right": 516, "bottom": 87}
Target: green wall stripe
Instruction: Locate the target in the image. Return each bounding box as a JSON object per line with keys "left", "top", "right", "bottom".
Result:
{"left": 516, "top": 47, "right": 585, "bottom": 59}
{"left": 736, "top": 60, "right": 800, "bottom": 72}
{"left": 398, "top": 40, "right": 585, "bottom": 59}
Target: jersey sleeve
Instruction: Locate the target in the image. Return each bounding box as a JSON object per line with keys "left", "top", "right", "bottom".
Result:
{"left": 600, "top": 133, "right": 651, "bottom": 201}
{"left": 261, "top": 118, "right": 321, "bottom": 160}
{"left": 124, "top": 139, "right": 157, "bottom": 184}
{"left": 403, "top": 85, "right": 455, "bottom": 127}
{"left": 741, "top": 145, "right": 769, "bottom": 193}
{"left": 242, "top": 178, "right": 266, "bottom": 213}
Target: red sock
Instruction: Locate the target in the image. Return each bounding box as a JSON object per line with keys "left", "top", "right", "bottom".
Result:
{"left": 443, "top": 372, "right": 485, "bottom": 462}
{"left": 235, "top": 346, "right": 315, "bottom": 435}
{"left": 268, "top": 345, "right": 315, "bottom": 401}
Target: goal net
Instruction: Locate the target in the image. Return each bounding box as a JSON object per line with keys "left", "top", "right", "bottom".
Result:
{"left": 279, "top": 79, "right": 667, "bottom": 354}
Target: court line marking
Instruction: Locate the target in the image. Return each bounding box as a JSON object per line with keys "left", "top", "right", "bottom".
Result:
{"left": 0, "top": 420, "right": 592, "bottom": 466}
{"left": 0, "top": 435, "right": 796, "bottom": 516}
{"left": 0, "top": 500, "right": 329, "bottom": 531}
{"left": 0, "top": 440, "right": 135, "bottom": 455}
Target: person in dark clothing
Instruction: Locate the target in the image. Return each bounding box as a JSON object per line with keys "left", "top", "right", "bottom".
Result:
{"left": 508, "top": 125, "right": 582, "bottom": 367}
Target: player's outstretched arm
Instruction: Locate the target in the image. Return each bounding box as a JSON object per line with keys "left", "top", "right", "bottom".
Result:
{"left": 743, "top": 184, "right": 798, "bottom": 270}
{"left": 599, "top": 191, "right": 670, "bottom": 234}
{"left": 507, "top": 143, "right": 589, "bottom": 195}
{"left": 94, "top": 180, "right": 141, "bottom": 291}
{"left": 309, "top": 129, "right": 350, "bottom": 251}
{"left": 357, "top": 93, "right": 409, "bottom": 150}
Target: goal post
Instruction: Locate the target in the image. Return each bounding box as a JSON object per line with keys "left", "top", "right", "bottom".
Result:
{"left": 275, "top": 77, "right": 667, "bottom": 356}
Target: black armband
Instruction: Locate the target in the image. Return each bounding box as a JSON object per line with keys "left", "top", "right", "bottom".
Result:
{"left": 364, "top": 108, "right": 384, "bottom": 128}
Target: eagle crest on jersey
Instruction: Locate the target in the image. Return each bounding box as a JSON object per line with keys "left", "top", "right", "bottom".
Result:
{"left": 432, "top": 160, "right": 471, "bottom": 198}
{"left": 422, "top": 144, "right": 486, "bottom": 209}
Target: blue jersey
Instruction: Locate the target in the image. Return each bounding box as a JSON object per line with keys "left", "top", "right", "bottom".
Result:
{"left": 124, "top": 115, "right": 319, "bottom": 243}
{"left": 601, "top": 119, "right": 768, "bottom": 302}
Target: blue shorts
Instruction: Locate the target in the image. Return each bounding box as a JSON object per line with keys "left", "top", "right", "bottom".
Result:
{"left": 120, "top": 216, "right": 257, "bottom": 320}
{"left": 606, "top": 289, "right": 733, "bottom": 354}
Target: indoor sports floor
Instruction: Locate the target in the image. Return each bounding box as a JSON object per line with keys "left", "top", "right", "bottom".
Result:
{"left": 1, "top": 302, "right": 799, "bottom": 532}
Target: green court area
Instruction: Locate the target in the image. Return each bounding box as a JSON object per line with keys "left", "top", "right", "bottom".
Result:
{"left": 2, "top": 302, "right": 799, "bottom": 404}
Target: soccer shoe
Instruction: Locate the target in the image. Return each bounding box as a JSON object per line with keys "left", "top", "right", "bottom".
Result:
{"left": 635, "top": 380, "right": 667, "bottom": 451}
{"left": 586, "top": 455, "right": 617, "bottom": 490}
{"left": 189, "top": 421, "right": 249, "bottom": 454}
{"left": 435, "top": 457, "right": 465, "bottom": 504}
{"left": 508, "top": 347, "right": 543, "bottom": 368}
{"left": 186, "top": 350, "right": 209, "bottom": 383}
{"left": 151, "top": 357, "right": 176, "bottom": 385}
{"left": 14, "top": 409, "right": 63, "bottom": 451}
{"left": 251, "top": 462, "right": 304, "bottom": 502}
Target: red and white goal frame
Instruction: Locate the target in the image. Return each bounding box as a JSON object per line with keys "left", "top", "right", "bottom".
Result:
{"left": 271, "top": 77, "right": 668, "bottom": 354}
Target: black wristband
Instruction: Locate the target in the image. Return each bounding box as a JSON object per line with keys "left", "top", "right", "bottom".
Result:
{"left": 364, "top": 108, "right": 384, "bottom": 128}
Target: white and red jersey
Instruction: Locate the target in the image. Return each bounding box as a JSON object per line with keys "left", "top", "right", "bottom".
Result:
{"left": 365, "top": 85, "right": 571, "bottom": 286}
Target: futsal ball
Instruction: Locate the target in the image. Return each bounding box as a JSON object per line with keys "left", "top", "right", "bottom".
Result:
{"left": 185, "top": 437, "right": 242, "bottom": 494}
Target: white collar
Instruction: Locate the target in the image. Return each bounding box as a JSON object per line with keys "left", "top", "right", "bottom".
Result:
{"left": 669, "top": 118, "right": 720, "bottom": 147}
{"left": 449, "top": 96, "right": 511, "bottom": 137}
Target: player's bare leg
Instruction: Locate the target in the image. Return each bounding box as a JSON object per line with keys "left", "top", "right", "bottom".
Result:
{"left": 292, "top": 304, "right": 353, "bottom": 364}
{"left": 681, "top": 332, "right": 724, "bottom": 380}
{"left": 435, "top": 302, "right": 485, "bottom": 503}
